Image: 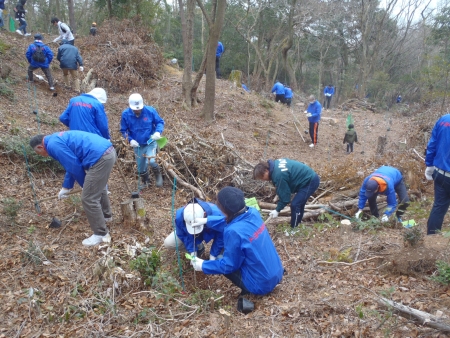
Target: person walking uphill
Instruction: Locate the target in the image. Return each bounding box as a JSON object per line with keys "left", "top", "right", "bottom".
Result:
{"left": 30, "top": 131, "right": 116, "bottom": 246}
{"left": 284, "top": 85, "right": 293, "bottom": 107}
{"left": 343, "top": 124, "right": 358, "bottom": 154}
{"left": 26, "top": 34, "right": 55, "bottom": 91}
{"left": 216, "top": 41, "right": 224, "bottom": 79}
{"left": 190, "top": 187, "right": 284, "bottom": 297}
{"left": 271, "top": 80, "right": 285, "bottom": 103}
{"left": 323, "top": 84, "right": 334, "bottom": 109}
{"left": 253, "top": 158, "right": 320, "bottom": 228}
{"left": 355, "top": 166, "right": 410, "bottom": 223}
{"left": 14, "top": 0, "right": 29, "bottom": 36}
{"left": 305, "top": 95, "right": 322, "bottom": 148}
{"left": 163, "top": 198, "right": 226, "bottom": 259}
{"left": 120, "top": 93, "right": 165, "bottom": 189}
{"left": 57, "top": 39, "right": 84, "bottom": 92}
{"left": 51, "top": 17, "right": 75, "bottom": 45}
{"left": 425, "top": 114, "right": 450, "bottom": 235}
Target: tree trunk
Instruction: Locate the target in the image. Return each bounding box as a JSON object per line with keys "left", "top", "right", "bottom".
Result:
{"left": 179, "top": 0, "right": 195, "bottom": 107}
{"left": 67, "top": 0, "right": 76, "bottom": 33}
{"left": 281, "top": 0, "right": 297, "bottom": 90}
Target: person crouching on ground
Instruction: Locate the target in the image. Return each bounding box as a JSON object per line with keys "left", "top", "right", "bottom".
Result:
{"left": 163, "top": 198, "right": 226, "bottom": 260}
{"left": 190, "top": 187, "right": 284, "bottom": 297}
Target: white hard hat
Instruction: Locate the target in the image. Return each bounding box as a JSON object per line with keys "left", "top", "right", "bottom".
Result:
{"left": 183, "top": 203, "right": 205, "bottom": 234}
{"left": 88, "top": 88, "right": 107, "bottom": 104}
{"left": 129, "top": 93, "right": 144, "bottom": 110}
{"left": 171, "top": 58, "right": 178, "bottom": 64}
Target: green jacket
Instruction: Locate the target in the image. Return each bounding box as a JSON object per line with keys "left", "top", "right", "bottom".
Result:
{"left": 343, "top": 129, "right": 358, "bottom": 144}
{"left": 269, "top": 159, "right": 316, "bottom": 212}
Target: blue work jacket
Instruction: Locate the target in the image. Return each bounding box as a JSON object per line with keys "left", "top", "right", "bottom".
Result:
{"left": 120, "top": 106, "right": 164, "bottom": 145}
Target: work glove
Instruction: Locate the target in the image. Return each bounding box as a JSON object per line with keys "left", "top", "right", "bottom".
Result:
{"left": 190, "top": 251, "right": 196, "bottom": 258}
{"left": 58, "top": 188, "right": 71, "bottom": 200}
{"left": 209, "top": 255, "right": 216, "bottom": 261}
{"left": 304, "top": 110, "right": 308, "bottom": 114}
{"left": 306, "top": 113, "right": 312, "bottom": 117}
{"left": 191, "top": 257, "right": 204, "bottom": 271}
{"left": 35, "top": 74, "right": 44, "bottom": 81}
{"left": 425, "top": 166, "right": 435, "bottom": 180}
{"left": 381, "top": 215, "right": 389, "bottom": 223}
{"left": 269, "top": 210, "right": 279, "bottom": 218}
{"left": 53, "top": 38, "right": 58, "bottom": 43}
{"left": 355, "top": 209, "right": 363, "bottom": 218}
{"left": 192, "top": 218, "right": 208, "bottom": 227}
{"left": 130, "top": 140, "right": 139, "bottom": 148}
{"left": 151, "top": 132, "right": 161, "bottom": 141}
{"left": 79, "top": 66, "right": 84, "bottom": 72}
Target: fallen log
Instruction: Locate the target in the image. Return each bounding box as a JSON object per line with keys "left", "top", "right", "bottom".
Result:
{"left": 163, "top": 166, "right": 205, "bottom": 200}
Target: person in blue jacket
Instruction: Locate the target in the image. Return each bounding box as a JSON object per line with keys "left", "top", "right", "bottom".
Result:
{"left": 163, "top": 198, "right": 226, "bottom": 259}
{"left": 241, "top": 83, "right": 250, "bottom": 93}
{"left": 57, "top": 39, "right": 84, "bottom": 92}
{"left": 59, "top": 88, "right": 109, "bottom": 140}
{"left": 120, "top": 93, "right": 165, "bottom": 188}
{"left": 30, "top": 131, "right": 116, "bottom": 246}
{"left": 216, "top": 41, "right": 224, "bottom": 79}
{"left": 284, "top": 85, "right": 293, "bottom": 107}
{"left": 0, "top": 0, "right": 5, "bottom": 30}
{"left": 355, "top": 166, "right": 410, "bottom": 223}
{"left": 323, "top": 84, "right": 334, "bottom": 109}
{"left": 26, "top": 34, "right": 55, "bottom": 91}
{"left": 271, "top": 80, "right": 285, "bottom": 103}
{"left": 425, "top": 114, "right": 450, "bottom": 234}
{"left": 253, "top": 158, "right": 320, "bottom": 228}
{"left": 305, "top": 95, "right": 322, "bottom": 148}
{"left": 191, "top": 187, "right": 284, "bottom": 296}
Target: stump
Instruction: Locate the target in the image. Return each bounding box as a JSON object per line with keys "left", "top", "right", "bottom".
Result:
{"left": 120, "top": 198, "right": 148, "bottom": 229}
{"left": 229, "top": 70, "right": 242, "bottom": 88}
{"left": 376, "top": 136, "right": 387, "bottom": 155}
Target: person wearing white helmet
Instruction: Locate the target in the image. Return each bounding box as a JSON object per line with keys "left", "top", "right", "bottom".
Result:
{"left": 120, "top": 93, "right": 165, "bottom": 188}
{"left": 164, "top": 199, "right": 226, "bottom": 259}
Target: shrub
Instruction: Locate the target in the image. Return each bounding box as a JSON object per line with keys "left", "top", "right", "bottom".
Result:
{"left": 431, "top": 260, "right": 450, "bottom": 285}
{"left": 130, "top": 248, "right": 161, "bottom": 285}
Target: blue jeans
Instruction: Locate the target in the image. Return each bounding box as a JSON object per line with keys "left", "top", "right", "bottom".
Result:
{"left": 290, "top": 173, "right": 320, "bottom": 227}
{"left": 18, "top": 18, "right": 27, "bottom": 34}
{"left": 224, "top": 270, "right": 250, "bottom": 295}
{"left": 427, "top": 170, "right": 450, "bottom": 235}
{"left": 133, "top": 141, "right": 157, "bottom": 174}
{"left": 368, "top": 179, "right": 409, "bottom": 218}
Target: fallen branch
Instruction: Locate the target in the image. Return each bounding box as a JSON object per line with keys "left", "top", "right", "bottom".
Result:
{"left": 164, "top": 166, "right": 205, "bottom": 199}
{"left": 316, "top": 256, "right": 382, "bottom": 266}
{"left": 413, "top": 148, "right": 425, "bottom": 162}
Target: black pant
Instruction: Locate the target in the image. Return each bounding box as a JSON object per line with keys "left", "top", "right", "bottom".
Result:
{"left": 309, "top": 122, "right": 319, "bottom": 145}
{"left": 225, "top": 269, "right": 250, "bottom": 295}
{"left": 28, "top": 65, "right": 54, "bottom": 87}
{"left": 346, "top": 143, "right": 353, "bottom": 153}
{"left": 323, "top": 96, "right": 332, "bottom": 109}
{"left": 428, "top": 170, "right": 450, "bottom": 234}
{"left": 368, "top": 179, "right": 410, "bottom": 218}
{"left": 215, "top": 56, "right": 221, "bottom": 79}
{"left": 285, "top": 98, "right": 292, "bottom": 107}
{"left": 275, "top": 94, "right": 285, "bottom": 103}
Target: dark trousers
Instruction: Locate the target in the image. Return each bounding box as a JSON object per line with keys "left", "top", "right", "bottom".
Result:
{"left": 427, "top": 170, "right": 450, "bottom": 234}
{"left": 28, "top": 65, "right": 54, "bottom": 87}
{"left": 215, "top": 56, "right": 221, "bottom": 79}
{"left": 309, "top": 122, "right": 319, "bottom": 145}
{"left": 290, "top": 173, "right": 320, "bottom": 227}
{"left": 285, "top": 98, "right": 292, "bottom": 107}
{"left": 368, "top": 179, "right": 409, "bottom": 218}
{"left": 67, "top": 39, "right": 75, "bottom": 45}
{"left": 346, "top": 143, "right": 354, "bottom": 153}
{"left": 18, "top": 18, "right": 27, "bottom": 34}
{"left": 275, "top": 94, "right": 285, "bottom": 103}
{"left": 323, "top": 96, "right": 332, "bottom": 109}
{"left": 225, "top": 269, "right": 250, "bottom": 295}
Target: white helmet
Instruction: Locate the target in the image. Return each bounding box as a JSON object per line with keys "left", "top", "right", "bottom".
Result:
{"left": 183, "top": 203, "right": 205, "bottom": 234}
{"left": 88, "top": 88, "right": 107, "bottom": 104}
{"left": 171, "top": 58, "right": 178, "bottom": 64}
{"left": 129, "top": 93, "right": 144, "bottom": 110}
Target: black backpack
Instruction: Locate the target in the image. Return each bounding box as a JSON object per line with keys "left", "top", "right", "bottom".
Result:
{"left": 32, "top": 44, "right": 46, "bottom": 63}
{"left": 61, "top": 23, "right": 73, "bottom": 34}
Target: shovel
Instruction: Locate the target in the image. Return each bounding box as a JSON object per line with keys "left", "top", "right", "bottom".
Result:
{"left": 37, "top": 189, "right": 82, "bottom": 203}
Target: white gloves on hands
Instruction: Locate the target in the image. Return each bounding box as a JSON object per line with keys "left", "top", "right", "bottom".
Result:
{"left": 192, "top": 218, "right": 208, "bottom": 227}
{"left": 191, "top": 257, "right": 204, "bottom": 271}
{"left": 304, "top": 110, "right": 308, "bottom": 114}
{"left": 209, "top": 255, "right": 216, "bottom": 261}
{"left": 79, "top": 66, "right": 84, "bottom": 72}
{"left": 306, "top": 113, "right": 312, "bottom": 117}
{"left": 130, "top": 140, "right": 139, "bottom": 148}
{"left": 381, "top": 215, "right": 389, "bottom": 223}
{"left": 269, "top": 210, "right": 279, "bottom": 218}
{"left": 35, "top": 74, "right": 44, "bottom": 81}
{"left": 58, "top": 188, "right": 71, "bottom": 200}
{"left": 425, "top": 166, "right": 435, "bottom": 180}
{"left": 53, "top": 38, "right": 58, "bottom": 43}
{"left": 151, "top": 132, "right": 161, "bottom": 141}
{"left": 355, "top": 209, "right": 363, "bottom": 218}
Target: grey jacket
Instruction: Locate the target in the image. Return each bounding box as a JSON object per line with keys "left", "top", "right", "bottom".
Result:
{"left": 57, "top": 43, "right": 83, "bottom": 70}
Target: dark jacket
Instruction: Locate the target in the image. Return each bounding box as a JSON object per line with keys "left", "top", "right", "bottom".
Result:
{"left": 0, "top": 0, "right": 5, "bottom": 10}
{"left": 343, "top": 129, "right": 358, "bottom": 144}
{"left": 90, "top": 27, "right": 97, "bottom": 36}
{"left": 57, "top": 42, "right": 83, "bottom": 70}
{"left": 26, "top": 41, "right": 53, "bottom": 68}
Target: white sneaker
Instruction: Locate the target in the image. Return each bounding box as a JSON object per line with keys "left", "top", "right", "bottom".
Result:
{"left": 104, "top": 217, "right": 113, "bottom": 223}
{"left": 16, "top": 30, "right": 23, "bottom": 35}
{"left": 309, "top": 143, "right": 314, "bottom": 148}
{"left": 82, "top": 233, "right": 111, "bottom": 246}
{"left": 24, "top": 33, "right": 31, "bottom": 36}
{"left": 50, "top": 87, "right": 55, "bottom": 91}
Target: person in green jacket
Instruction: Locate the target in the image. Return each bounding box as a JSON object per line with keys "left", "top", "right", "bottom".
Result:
{"left": 253, "top": 158, "right": 320, "bottom": 228}
{"left": 343, "top": 124, "right": 358, "bottom": 154}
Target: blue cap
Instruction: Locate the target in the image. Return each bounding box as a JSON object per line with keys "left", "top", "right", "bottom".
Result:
{"left": 365, "top": 179, "right": 379, "bottom": 198}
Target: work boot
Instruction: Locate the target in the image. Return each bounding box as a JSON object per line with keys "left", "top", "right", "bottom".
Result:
{"left": 152, "top": 165, "right": 163, "bottom": 187}
{"left": 139, "top": 171, "right": 150, "bottom": 189}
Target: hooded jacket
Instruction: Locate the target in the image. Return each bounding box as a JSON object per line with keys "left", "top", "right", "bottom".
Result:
{"left": 269, "top": 158, "right": 316, "bottom": 212}
{"left": 26, "top": 41, "right": 53, "bottom": 68}
{"left": 59, "top": 94, "right": 109, "bottom": 139}
{"left": 202, "top": 207, "right": 284, "bottom": 295}
{"left": 120, "top": 106, "right": 165, "bottom": 145}
{"left": 284, "top": 87, "right": 293, "bottom": 99}
{"left": 0, "top": 0, "right": 5, "bottom": 10}
{"left": 43, "top": 131, "right": 112, "bottom": 189}
{"left": 271, "top": 82, "right": 285, "bottom": 95}
{"left": 174, "top": 198, "right": 226, "bottom": 257}
{"left": 426, "top": 114, "right": 450, "bottom": 172}
{"left": 324, "top": 86, "right": 334, "bottom": 96}
{"left": 216, "top": 42, "right": 224, "bottom": 57}
{"left": 358, "top": 166, "right": 404, "bottom": 216}
{"left": 343, "top": 128, "right": 358, "bottom": 144}
{"left": 306, "top": 100, "right": 322, "bottom": 123}
{"left": 54, "top": 21, "right": 74, "bottom": 42}
{"left": 57, "top": 42, "right": 83, "bottom": 69}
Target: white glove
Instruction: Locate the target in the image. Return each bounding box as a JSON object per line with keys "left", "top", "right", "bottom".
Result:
{"left": 53, "top": 38, "right": 58, "bottom": 43}
{"left": 304, "top": 110, "right": 308, "bottom": 114}
{"left": 190, "top": 251, "right": 196, "bottom": 257}
{"left": 355, "top": 209, "right": 363, "bottom": 218}
{"left": 192, "top": 218, "right": 208, "bottom": 227}
{"left": 425, "top": 166, "right": 435, "bottom": 180}
{"left": 209, "top": 255, "right": 216, "bottom": 261}
{"left": 381, "top": 215, "right": 389, "bottom": 223}
{"left": 306, "top": 113, "right": 312, "bottom": 117}
{"left": 269, "top": 210, "right": 279, "bottom": 218}
{"left": 35, "top": 74, "right": 44, "bottom": 81}
{"left": 79, "top": 66, "right": 84, "bottom": 72}
{"left": 191, "top": 257, "right": 204, "bottom": 271}
{"left": 151, "top": 132, "right": 161, "bottom": 141}
{"left": 58, "top": 188, "right": 71, "bottom": 200}
{"left": 130, "top": 140, "right": 139, "bottom": 148}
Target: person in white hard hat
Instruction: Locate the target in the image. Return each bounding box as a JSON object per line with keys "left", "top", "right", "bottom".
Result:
{"left": 163, "top": 198, "right": 226, "bottom": 259}
{"left": 120, "top": 93, "right": 165, "bottom": 189}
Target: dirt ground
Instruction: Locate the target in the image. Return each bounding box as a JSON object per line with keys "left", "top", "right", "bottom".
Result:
{"left": 1, "top": 30, "right": 450, "bottom": 337}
